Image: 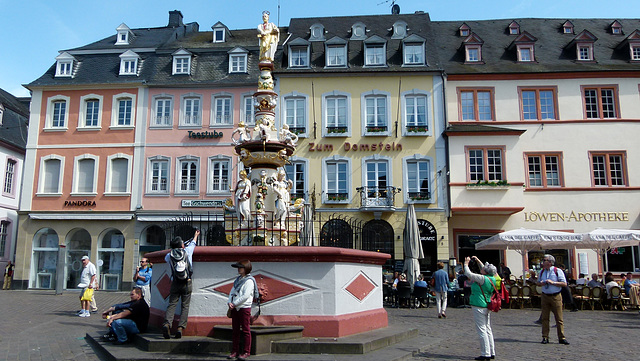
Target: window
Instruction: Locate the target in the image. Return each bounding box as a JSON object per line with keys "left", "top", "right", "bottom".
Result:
{"left": 583, "top": 86, "right": 618, "bottom": 119}
{"left": 326, "top": 46, "right": 346, "bottom": 67}
{"left": 0, "top": 221, "right": 8, "bottom": 258}
{"left": 404, "top": 92, "right": 429, "bottom": 133}
{"left": 325, "top": 158, "right": 349, "bottom": 202}
{"left": 591, "top": 152, "right": 627, "bottom": 187}
{"left": 564, "top": 26, "right": 573, "bottom": 34}
{"left": 241, "top": 95, "right": 255, "bottom": 125}
{"left": 519, "top": 88, "right": 557, "bottom": 120}
{"left": 213, "top": 28, "right": 225, "bottom": 43}
{"left": 212, "top": 94, "right": 233, "bottom": 125}
{"left": 119, "top": 50, "right": 139, "bottom": 75}
{"left": 78, "top": 94, "right": 103, "bottom": 129}
{"left": 365, "top": 44, "right": 385, "bottom": 66}
{"left": 57, "top": 62, "right": 72, "bottom": 77}
{"left": 525, "top": 153, "right": 563, "bottom": 187}
{"left": 518, "top": 46, "right": 533, "bottom": 62}
{"left": 38, "top": 156, "right": 63, "bottom": 195}
{"left": 111, "top": 93, "right": 135, "bottom": 128}
{"left": 467, "top": 147, "right": 504, "bottom": 182}
{"left": 180, "top": 94, "right": 202, "bottom": 126}
{"left": 577, "top": 45, "right": 593, "bottom": 61}
{"left": 230, "top": 54, "right": 247, "bottom": 73}
{"left": 152, "top": 96, "right": 173, "bottom": 127}
{"left": 325, "top": 95, "right": 348, "bottom": 132}
{"left": 3, "top": 159, "right": 16, "bottom": 196}
{"left": 510, "top": 27, "right": 519, "bottom": 35}
{"left": 106, "top": 155, "right": 130, "bottom": 194}
{"left": 208, "top": 157, "right": 230, "bottom": 193}
{"left": 84, "top": 100, "right": 100, "bottom": 127}
{"left": 290, "top": 46, "right": 309, "bottom": 67}
{"left": 362, "top": 92, "right": 389, "bottom": 133}
{"left": 115, "top": 24, "right": 132, "bottom": 45}
{"left": 461, "top": 29, "right": 470, "bottom": 36}
{"left": 284, "top": 94, "right": 307, "bottom": 134}
{"left": 173, "top": 57, "right": 190, "bottom": 75}
{"left": 46, "top": 95, "right": 70, "bottom": 129}
{"left": 459, "top": 89, "right": 494, "bottom": 121}
{"left": 73, "top": 155, "right": 97, "bottom": 194}
{"left": 392, "top": 21, "right": 408, "bottom": 39}
{"left": 310, "top": 23, "right": 325, "bottom": 41}
{"left": 405, "top": 156, "right": 431, "bottom": 202}
{"left": 52, "top": 101, "right": 66, "bottom": 128}
{"left": 632, "top": 46, "right": 640, "bottom": 61}
{"left": 350, "top": 23, "right": 366, "bottom": 40}
{"left": 285, "top": 160, "right": 306, "bottom": 200}
{"left": 116, "top": 98, "right": 132, "bottom": 126}
{"left": 177, "top": 157, "right": 199, "bottom": 193}
{"left": 404, "top": 44, "right": 424, "bottom": 65}
{"left": 364, "top": 158, "right": 390, "bottom": 198}
{"left": 148, "top": 157, "right": 169, "bottom": 194}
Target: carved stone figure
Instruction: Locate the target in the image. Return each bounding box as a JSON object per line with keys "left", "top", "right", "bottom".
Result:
{"left": 257, "top": 11, "right": 279, "bottom": 62}
{"left": 279, "top": 123, "right": 299, "bottom": 147}
{"left": 272, "top": 169, "right": 292, "bottom": 227}
{"left": 231, "top": 122, "right": 252, "bottom": 145}
{"left": 234, "top": 170, "right": 251, "bottom": 227}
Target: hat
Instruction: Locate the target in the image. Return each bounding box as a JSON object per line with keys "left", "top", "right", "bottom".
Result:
{"left": 231, "top": 262, "right": 245, "bottom": 268}
{"left": 81, "top": 255, "right": 89, "bottom": 260}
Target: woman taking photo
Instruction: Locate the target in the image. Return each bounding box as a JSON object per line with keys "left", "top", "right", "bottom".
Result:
{"left": 464, "top": 256, "right": 498, "bottom": 361}
{"left": 227, "top": 260, "right": 257, "bottom": 361}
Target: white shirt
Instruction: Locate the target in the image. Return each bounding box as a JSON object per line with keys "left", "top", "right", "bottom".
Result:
{"left": 228, "top": 276, "right": 255, "bottom": 309}
{"left": 538, "top": 266, "right": 566, "bottom": 294}
{"left": 78, "top": 262, "right": 96, "bottom": 288}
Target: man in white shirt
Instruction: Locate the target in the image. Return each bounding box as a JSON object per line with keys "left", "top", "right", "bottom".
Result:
{"left": 537, "top": 254, "right": 569, "bottom": 345}
{"left": 78, "top": 255, "right": 96, "bottom": 317}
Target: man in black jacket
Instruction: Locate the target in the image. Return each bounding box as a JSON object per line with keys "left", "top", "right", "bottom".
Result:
{"left": 102, "top": 287, "right": 150, "bottom": 344}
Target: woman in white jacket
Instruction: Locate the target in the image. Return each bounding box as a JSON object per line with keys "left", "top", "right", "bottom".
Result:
{"left": 227, "top": 260, "right": 257, "bottom": 361}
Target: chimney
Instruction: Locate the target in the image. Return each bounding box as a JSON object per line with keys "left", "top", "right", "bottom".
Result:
{"left": 168, "top": 10, "right": 184, "bottom": 27}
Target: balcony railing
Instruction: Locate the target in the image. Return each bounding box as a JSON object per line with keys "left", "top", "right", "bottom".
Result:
{"left": 356, "top": 186, "right": 400, "bottom": 210}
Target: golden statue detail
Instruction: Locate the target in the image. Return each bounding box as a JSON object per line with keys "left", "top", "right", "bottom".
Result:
{"left": 258, "top": 11, "right": 279, "bottom": 62}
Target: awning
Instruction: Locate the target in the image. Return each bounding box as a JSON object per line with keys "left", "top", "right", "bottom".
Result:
{"left": 29, "top": 213, "right": 134, "bottom": 220}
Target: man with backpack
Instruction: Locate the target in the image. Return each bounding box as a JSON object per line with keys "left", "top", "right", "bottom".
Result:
{"left": 162, "top": 229, "right": 199, "bottom": 339}
{"left": 537, "top": 254, "right": 570, "bottom": 345}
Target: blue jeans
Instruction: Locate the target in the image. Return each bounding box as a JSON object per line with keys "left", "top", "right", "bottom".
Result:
{"left": 111, "top": 319, "right": 140, "bottom": 342}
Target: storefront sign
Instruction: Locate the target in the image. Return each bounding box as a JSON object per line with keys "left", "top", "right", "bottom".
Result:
{"left": 187, "top": 130, "right": 223, "bottom": 139}
{"left": 417, "top": 219, "right": 437, "bottom": 242}
{"left": 307, "top": 141, "right": 402, "bottom": 152}
{"left": 64, "top": 200, "right": 96, "bottom": 207}
{"left": 524, "top": 211, "right": 629, "bottom": 222}
{"left": 181, "top": 199, "right": 224, "bottom": 208}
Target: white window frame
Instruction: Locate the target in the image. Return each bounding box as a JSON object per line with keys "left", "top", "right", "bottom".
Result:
{"left": 213, "top": 28, "right": 225, "bottom": 43}
{"left": 37, "top": 154, "right": 64, "bottom": 196}
{"left": 71, "top": 154, "right": 99, "bottom": 195}
{"left": 207, "top": 155, "right": 231, "bottom": 194}
{"left": 289, "top": 46, "right": 310, "bottom": 68}
{"left": 228, "top": 48, "right": 248, "bottom": 73}
{"left": 364, "top": 43, "right": 386, "bottom": 66}
{"left": 151, "top": 94, "right": 173, "bottom": 128}
{"left": 322, "top": 90, "right": 351, "bottom": 137}
{"left": 45, "top": 95, "right": 70, "bottom": 131}
{"left": 362, "top": 155, "right": 393, "bottom": 200}
{"left": 105, "top": 154, "right": 131, "bottom": 195}
{"left": 401, "top": 89, "right": 431, "bottom": 136}
{"left": 326, "top": 45, "right": 347, "bottom": 67}
{"left": 403, "top": 43, "right": 425, "bottom": 65}
{"left": 577, "top": 44, "right": 594, "bottom": 61}
{"left": 119, "top": 50, "right": 139, "bottom": 76}
{"left": 3, "top": 157, "right": 18, "bottom": 198}
{"left": 465, "top": 45, "right": 482, "bottom": 62}
{"left": 403, "top": 155, "right": 433, "bottom": 204}
{"left": 115, "top": 24, "right": 132, "bottom": 45}
{"left": 211, "top": 93, "right": 234, "bottom": 126}
{"left": 241, "top": 94, "right": 255, "bottom": 126}
{"left": 172, "top": 56, "right": 191, "bottom": 75}
{"left": 322, "top": 155, "right": 351, "bottom": 204}
{"left": 630, "top": 45, "right": 640, "bottom": 61}
{"left": 146, "top": 156, "right": 171, "bottom": 195}
{"left": 284, "top": 157, "right": 308, "bottom": 201}
{"left": 110, "top": 93, "right": 136, "bottom": 128}
{"left": 517, "top": 45, "right": 534, "bottom": 62}
{"left": 176, "top": 156, "right": 200, "bottom": 195}
{"left": 361, "top": 90, "right": 391, "bottom": 136}
{"left": 282, "top": 92, "right": 309, "bottom": 137}
{"left": 56, "top": 61, "right": 72, "bottom": 77}
{"left": 78, "top": 94, "right": 103, "bottom": 129}
{"left": 179, "top": 93, "right": 203, "bottom": 127}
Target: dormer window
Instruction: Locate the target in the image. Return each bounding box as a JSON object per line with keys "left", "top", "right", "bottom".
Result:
{"left": 55, "top": 52, "right": 75, "bottom": 77}
{"left": 115, "top": 23, "right": 133, "bottom": 45}
{"left": 569, "top": 30, "right": 597, "bottom": 62}
{"left": 228, "top": 47, "right": 248, "bottom": 73}
{"left": 0, "top": 104, "right": 4, "bottom": 126}
{"left": 119, "top": 50, "right": 139, "bottom": 75}
{"left": 463, "top": 33, "right": 484, "bottom": 63}
{"left": 212, "top": 22, "right": 228, "bottom": 43}
{"left": 172, "top": 49, "right": 191, "bottom": 75}
{"left": 325, "top": 37, "right": 347, "bottom": 68}
{"left": 350, "top": 22, "right": 367, "bottom": 40}
{"left": 310, "top": 23, "right": 325, "bottom": 41}
{"left": 364, "top": 35, "right": 387, "bottom": 67}
{"left": 288, "top": 38, "right": 310, "bottom": 68}
{"left": 562, "top": 20, "right": 574, "bottom": 34}
{"left": 577, "top": 45, "right": 593, "bottom": 61}
{"left": 512, "top": 31, "right": 537, "bottom": 62}
{"left": 610, "top": 20, "right": 623, "bottom": 35}
{"left": 459, "top": 23, "right": 471, "bottom": 37}
{"left": 392, "top": 21, "right": 408, "bottom": 39}
{"left": 508, "top": 21, "right": 520, "bottom": 35}
{"left": 402, "top": 35, "right": 426, "bottom": 66}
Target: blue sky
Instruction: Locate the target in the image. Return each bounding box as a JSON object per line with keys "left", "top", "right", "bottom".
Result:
{"left": 1, "top": 0, "right": 639, "bottom": 97}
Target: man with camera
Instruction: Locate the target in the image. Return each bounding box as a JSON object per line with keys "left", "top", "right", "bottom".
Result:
{"left": 537, "top": 254, "right": 570, "bottom": 345}
{"left": 133, "top": 257, "right": 152, "bottom": 306}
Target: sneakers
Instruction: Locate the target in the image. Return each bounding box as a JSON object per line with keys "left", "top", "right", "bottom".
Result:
{"left": 227, "top": 352, "right": 238, "bottom": 360}
{"left": 541, "top": 338, "right": 549, "bottom": 344}
{"left": 237, "top": 353, "right": 250, "bottom": 361}
{"left": 78, "top": 310, "right": 90, "bottom": 317}
{"left": 162, "top": 324, "right": 170, "bottom": 339}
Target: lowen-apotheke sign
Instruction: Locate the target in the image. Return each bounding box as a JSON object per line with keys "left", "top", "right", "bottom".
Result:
{"left": 181, "top": 200, "right": 224, "bottom": 208}
{"left": 524, "top": 211, "right": 629, "bottom": 222}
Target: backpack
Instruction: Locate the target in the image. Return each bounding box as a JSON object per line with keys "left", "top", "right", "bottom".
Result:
{"left": 169, "top": 248, "right": 192, "bottom": 281}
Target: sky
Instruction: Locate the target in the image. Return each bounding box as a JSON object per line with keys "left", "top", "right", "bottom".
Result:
{"left": 1, "top": 0, "right": 639, "bottom": 98}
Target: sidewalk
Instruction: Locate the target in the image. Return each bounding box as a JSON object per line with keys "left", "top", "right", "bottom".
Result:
{"left": 0, "top": 290, "right": 638, "bottom": 360}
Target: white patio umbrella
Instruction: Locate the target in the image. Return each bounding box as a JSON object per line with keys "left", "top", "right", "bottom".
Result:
{"left": 475, "top": 228, "right": 582, "bottom": 284}
{"left": 403, "top": 204, "right": 424, "bottom": 289}
{"left": 580, "top": 228, "right": 640, "bottom": 257}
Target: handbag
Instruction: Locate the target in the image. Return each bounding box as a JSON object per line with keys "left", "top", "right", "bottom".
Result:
{"left": 226, "top": 308, "right": 232, "bottom": 318}
{"left": 81, "top": 288, "right": 94, "bottom": 301}
{"left": 480, "top": 276, "right": 502, "bottom": 312}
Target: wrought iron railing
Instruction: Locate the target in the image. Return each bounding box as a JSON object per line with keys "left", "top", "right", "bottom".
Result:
{"left": 356, "top": 186, "right": 400, "bottom": 208}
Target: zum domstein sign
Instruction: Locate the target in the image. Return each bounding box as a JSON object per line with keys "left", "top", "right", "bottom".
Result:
{"left": 524, "top": 211, "right": 629, "bottom": 222}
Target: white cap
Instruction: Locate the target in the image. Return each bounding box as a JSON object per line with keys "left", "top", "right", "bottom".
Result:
{"left": 81, "top": 255, "right": 89, "bottom": 260}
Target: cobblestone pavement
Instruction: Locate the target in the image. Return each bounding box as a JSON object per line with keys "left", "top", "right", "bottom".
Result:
{"left": 0, "top": 290, "right": 638, "bottom": 360}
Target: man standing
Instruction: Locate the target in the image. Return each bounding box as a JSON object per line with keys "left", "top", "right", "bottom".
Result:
{"left": 102, "top": 287, "right": 150, "bottom": 344}
{"left": 134, "top": 257, "right": 152, "bottom": 306}
{"left": 162, "top": 229, "right": 199, "bottom": 339}
{"left": 537, "top": 254, "right": 570, "bottom": 345}
{"left": 3, "top": 260, "right": 14, "bottom": 290}
{"left": 78, "top": 255, "right": 97, "bottom": 317}
{"left": 433, "top": 262, "right": 450, "bottom": 318}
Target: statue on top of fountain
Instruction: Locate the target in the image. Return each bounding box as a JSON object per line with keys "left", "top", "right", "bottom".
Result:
{"left": 257, "top": 11, "right": 279, "bottom": 63}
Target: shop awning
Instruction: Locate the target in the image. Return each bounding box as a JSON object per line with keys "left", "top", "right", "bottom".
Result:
{"left": 29, "top": 213, "right": 134, "bottom": 220}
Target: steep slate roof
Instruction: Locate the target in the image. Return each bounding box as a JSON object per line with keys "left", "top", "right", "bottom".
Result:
{"left": 0, "top": 88, "right": 29, "bottom": 151}
{"left": 279, "top": 12, "right": 443, "bottom": 73}
{"left": 432, "top": 18, "right": 640, "bottom": 74}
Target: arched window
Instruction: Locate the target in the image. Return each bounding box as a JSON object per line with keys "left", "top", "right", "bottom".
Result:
{"left": 66, "top": 229, "right": 92, "bottom": 290}
{"left": 320, "top": 219, "right": 353, "bottom": 248}
{"left": 98, "top": 229, "right": 125, "bottom": 290}
{"left": 362, "top": 220, "right": 394, "bottom": 267}
{"left": 205, "top": 223, "right": 227, "bottom": 246}
{"left": 31, "top": 228, "right": 59, "bottom": 289}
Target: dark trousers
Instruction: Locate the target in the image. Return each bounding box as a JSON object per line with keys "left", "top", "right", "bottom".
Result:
{"left": 231, "top": 307, "right": 252, "bottom": 355}
{"left": 164, "top": 279, "right": 192, "bottom": 330}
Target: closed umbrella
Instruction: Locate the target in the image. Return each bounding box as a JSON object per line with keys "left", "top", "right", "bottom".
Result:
{"left": 299, "top": 203, "right": 315, "bottom": 246}
{"left": 403, "top": 204, "right": 424, "bottom": 289}
{"left": 475, "top": 228, "right": 582, "bottom": 284}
